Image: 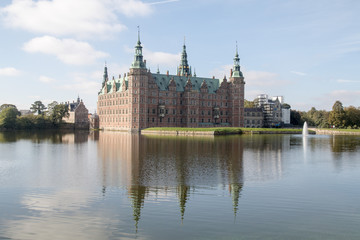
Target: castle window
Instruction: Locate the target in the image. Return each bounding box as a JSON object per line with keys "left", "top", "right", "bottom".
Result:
{"left": 208, "top": 111, "right": 211, "bottom": 115}
{"left": 152, "top": 118, "right": 154, "bottom": 122}
{"left": 134, "top": 117, "right": 136, "bottom": 122}
{"left": 134, "top": 108, "right": 136, "bottom": 113}
{"left": 152, "top": 109, "right": 155, "bottom": 114}
{"left": 173, "top": 109, "right": 176, "bottom": 114}
{"left": 202, "top": 119, "right": 204, "bottom": 123}
{"left": 168, "top": 118, "right": 170, "bottom": 123}
{"left": 208, "top": 119, "right": 210, "bottom": 122}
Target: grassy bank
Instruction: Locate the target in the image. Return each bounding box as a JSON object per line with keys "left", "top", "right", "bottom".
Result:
{"left": 143, "top": 127, "right": 310, "bottom": 135}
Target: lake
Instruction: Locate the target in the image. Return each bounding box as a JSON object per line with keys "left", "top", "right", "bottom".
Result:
{"left": 1, "top": 131, "right": 360, "bottom": 239}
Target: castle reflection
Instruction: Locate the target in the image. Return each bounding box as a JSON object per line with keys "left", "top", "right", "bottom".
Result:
{"left": 95, "top": 132, "right": 245, "bottom": 227}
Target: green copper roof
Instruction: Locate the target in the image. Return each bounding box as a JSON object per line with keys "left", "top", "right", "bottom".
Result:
{"left": 232, "top": 42, "right": 243, "bottom": 78}
{"left": 151, "top": 73, "right": 220, "bottom": 94}
{"left": 131, "top": 27, "right": 146, "bottom": 69}
{"left": 98, "top": 76, "right": 128, "bottom": 95}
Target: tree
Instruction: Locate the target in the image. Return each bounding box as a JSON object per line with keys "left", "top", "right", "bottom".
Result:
{"left": 30, "top": 101, "right": 47, "bottom": 115}
{"left": 47, "top": 101, "right": 59, "bottom": 116}
{"left": 290, "top": 110, "right": 303, "bottom": 126}
{"left": 50, "top": 104, "right": 69, "bottom": 125}
{"left": 0, "top": 104, "right": 17, "bottom": 113}
{"left": 0, "top": 106, "right": 20, "bottom": 129}
{"left": 244, "top": 99, "right": 255, "bottom": 108}
{"left": 329, "top": 101, "right": 346, "bottom": 128}
{"left": 344, "top": 106, "right": 360, "bottom": 128}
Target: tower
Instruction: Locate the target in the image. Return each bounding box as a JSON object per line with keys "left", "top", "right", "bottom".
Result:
{"left": 128, "top": 27, "right": 150, "bottom": 131}
{"left": 229, "top": 43, "right": 245, "bottom": 127}
{"left": 178, "top": 39, "right": 191, "bottom": 76}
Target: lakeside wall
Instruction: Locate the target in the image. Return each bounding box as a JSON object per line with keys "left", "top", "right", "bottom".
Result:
{"left": 311, "top": 128, "right": 360, "bottom": 135}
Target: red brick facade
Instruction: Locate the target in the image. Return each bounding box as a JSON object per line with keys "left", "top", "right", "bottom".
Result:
{"left": 97, "top": 37, "right": 245, "bottom": 132}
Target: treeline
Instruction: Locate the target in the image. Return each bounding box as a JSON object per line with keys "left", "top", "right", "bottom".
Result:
{"left": 291, "top": 101, "right": 360, "bottom": 129}
{"left": 0, "top": 101, "right": 69, "bottom": 130}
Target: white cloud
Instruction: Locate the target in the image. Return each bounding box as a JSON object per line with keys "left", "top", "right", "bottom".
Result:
{"left": 291, "top": 71, "right": 307, "bottom": 76}
{"left": 0, "top": 67, "right": 21, "bottom": 76}
{"left": 58, "top": 73, "right": 101, "bottom": 94}
{"left": 39, "top": 75, "right": 56, "bottom": 83}
{"left": 23, "top": 36, "right": 108, "bottom": 65}
{"left": 148, "top": 0, "right": 180, "bottom": 5}
{"left": 0, "top": 0, "right": 153, "bottom": 38}
{"left": 209, "top": 64, "right": 233, "bottom": 79}
{"left": 316, "top": 90, "right": 360, "bottom": 110}
{"left": 143, "top": 48, "right": 181, "bottom": 71}
{"left": 113, "top": 0, "right": 153, "bottom": 17}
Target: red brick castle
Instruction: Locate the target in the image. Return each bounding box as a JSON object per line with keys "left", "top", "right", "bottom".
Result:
{"left": 97, "top": 32, "right": 245, "bottom": 131}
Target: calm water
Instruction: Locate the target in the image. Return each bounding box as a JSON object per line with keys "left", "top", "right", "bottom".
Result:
{"left": 0, "top": 131, "right": 360, "bottom": 240}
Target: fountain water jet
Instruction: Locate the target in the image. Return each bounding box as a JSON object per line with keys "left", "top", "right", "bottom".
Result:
{"left": 302, "top": 121, "right": 308, "bottom": 136}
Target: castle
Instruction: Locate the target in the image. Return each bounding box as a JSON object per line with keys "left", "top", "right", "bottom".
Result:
{"left": 97, "top": 32, "right": 245, "bottom": 131}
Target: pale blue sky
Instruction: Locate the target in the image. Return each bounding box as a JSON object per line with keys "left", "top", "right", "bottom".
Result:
{"left": 0, "top": 0, "right": 359, "bottom": 112}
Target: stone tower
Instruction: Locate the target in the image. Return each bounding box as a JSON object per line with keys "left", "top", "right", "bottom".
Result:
{"left": 229, "top": 44, "right": 245, "bottom": 127}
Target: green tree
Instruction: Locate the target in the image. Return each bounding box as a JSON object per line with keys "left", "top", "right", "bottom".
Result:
{"left": 30, "top": 101, "right": 47, "bottom": 115}
{"left": 329, "top": 101, "right": 346, "bottom": 128}
{"left": 0, "top": 104, "right": 17, "bottom": 113}
{"left": 50, "top": 104, "right": 69, "bottom": 125}
{"left": 344, "top": 106, "right": 360, "bottom": 129}
{"left": 290, "top": 110, "right": 303, "bottom": 126}
{"left": 0, "top": 106, "right": 20, "bottom": 129}
{"left": 244, "top": 99, "right": 255, "bottom": 108}
{"left": 47, "top": 101, "right": 59, "bottom": 116}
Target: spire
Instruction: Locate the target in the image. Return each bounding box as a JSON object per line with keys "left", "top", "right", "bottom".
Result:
{"left": 232, "top": 41, "right": 243, "bottom": 78}
{"left": 131, "top": 26, "right": 146, "bottom": 69}
{"left": 178, "top": 38, "right": 190, "bottom": 76}
{"left": 102, "top": 62, "right": 108, "bottom": 87}
{"left": 157, "top": 65, "right": 160, "bottom": 74}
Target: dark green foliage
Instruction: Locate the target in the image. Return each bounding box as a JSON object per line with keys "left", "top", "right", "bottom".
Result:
{"left": 329, "top": 101, "right": 346, "bottom": 128}
{"left": 0, "top": 106, "right": 20, "bottom": 129}
{"left": 290, "top": 110, "right": 303, "bottom": 126}
{"left": 50, "top": 104, "right": 69, "bottom": 125}
{"left": 30, "top": 100, "right": 47, "bottom": 115}
{"left": 344, "top": 106, "right": 360, "bottom": 129}
{"left": 0, "top": 104, "right": 17, "bottom": 112}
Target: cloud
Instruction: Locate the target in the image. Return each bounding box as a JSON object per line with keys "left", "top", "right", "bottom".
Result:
{"left": 291, "top": 71, "right": 307, "bottom": 76}
{"left": 0, "top": 0, "right": 153, "bottom": 38}
{"left": 23, "top": 36, "right": 108, "bottom": 65}
{"left": 58, "top": 73, "right": 101, "bottom": 94}
{"left": 337, "top": 79, "right": 360, "bottom": 83}
{"left": 143, "top": 48, "right": 181, "bottom": 71}
{"left": 39, "top": 75, "right": 56, "bottom": 83}
{"left": 0, "top": 67, "right": 21, "bottom": 76}
{"left": 244, "top": 70, "right": 291, "bottom": 87}
{"left": 209, "top": 64, "right": 233, "bottom": 79}
{"left": 148, "top": 0, "right": 180, "bottom": 5}
{"left": 316, "top": 90, "right": 360, "bottom": 109}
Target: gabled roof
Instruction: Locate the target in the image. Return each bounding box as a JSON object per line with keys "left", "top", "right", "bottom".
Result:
{"left": 99, "top": 76, "right": 129, "bottom": 95}
{"left": 151, "top": 73, "right": 220, "bottom": 94}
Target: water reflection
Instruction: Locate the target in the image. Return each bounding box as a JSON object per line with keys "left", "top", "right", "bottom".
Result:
{"left": 96, "top": 133, "right": 244, "bottom": 227}
{"left": 0, "top": 130, "right": 89, "bottom": 144}
{"left": 2, "top": 131, "right": 360, "bottom": 239}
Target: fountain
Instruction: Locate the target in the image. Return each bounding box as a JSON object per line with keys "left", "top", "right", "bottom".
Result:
{"left": 302, "top": 121, "right": 308, "bottom": 136}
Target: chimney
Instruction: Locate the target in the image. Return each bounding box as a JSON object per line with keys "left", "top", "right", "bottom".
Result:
{"left": 166, "top": 70, "right": 169, "bottom": 76}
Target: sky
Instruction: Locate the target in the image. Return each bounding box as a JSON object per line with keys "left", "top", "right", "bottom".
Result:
{"left": 0, "top": 0, "right": 359, "bottom": 112}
